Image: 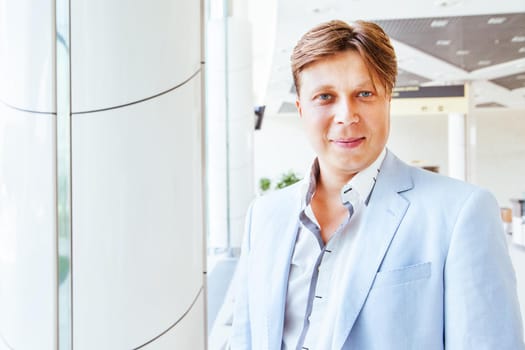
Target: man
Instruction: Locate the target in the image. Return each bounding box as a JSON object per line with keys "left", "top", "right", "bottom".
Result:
{"left": 230, "top": 19, "right": 524, "bottom": 349}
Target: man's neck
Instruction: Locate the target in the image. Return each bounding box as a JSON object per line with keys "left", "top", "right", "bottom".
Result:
{"left": 317, "top": 168, "right": 356, "bottom": 198}
{"left": 310, "top": 168, "right": 354, "bottom": 243}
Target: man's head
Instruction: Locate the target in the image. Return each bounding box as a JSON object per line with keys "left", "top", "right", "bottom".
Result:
{"left": 291, "top": 20, "right": 397, "bottom": 182}
{"left": 291, "top": 20, "right": 397, "bottom": 97}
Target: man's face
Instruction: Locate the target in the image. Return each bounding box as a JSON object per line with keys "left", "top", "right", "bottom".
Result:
{"left": 296, "top": 50, "right": 391, "bottom": 181}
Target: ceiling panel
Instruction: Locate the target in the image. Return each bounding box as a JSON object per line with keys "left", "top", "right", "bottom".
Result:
{"left": 491, "top": 72, "right": 525, "bottom": 90}
{"left": 396, "top": 69, "right": 431, "bottom": 87}
{"left": 475, "top": 102, "right": 506, "bottom": 108}
{"left": 375, "top": 13, "right": 525, "bottom": 72}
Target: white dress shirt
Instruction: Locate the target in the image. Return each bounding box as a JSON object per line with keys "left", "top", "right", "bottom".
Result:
{"left": 281, "top": 149, "right": 386, "bottom": 350}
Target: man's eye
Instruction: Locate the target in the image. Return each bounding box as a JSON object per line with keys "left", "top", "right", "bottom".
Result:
{"left": 358, "top": 91, "right": 373, "bottom": 97}
{"left": 317, "top": 93, "right": 332, "bottom": 101}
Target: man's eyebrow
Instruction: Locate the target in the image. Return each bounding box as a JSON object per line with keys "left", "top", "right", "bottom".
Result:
{"left": 310, "top": 84, "right": 335, "bottom": 92}
{"left": 354, "top": 79, "right": 375, "bottom": 88}
{"left": 309, "top": 80, "right": 375, "bottom": 93}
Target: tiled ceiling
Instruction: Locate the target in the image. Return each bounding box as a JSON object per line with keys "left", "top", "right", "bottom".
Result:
{"left": 265, "top": 1, "right": 525, "bottom": 114}
{"left": 396, "top": 69, "right": 431, "bottom": 87}
{"left": 374, "top": 13, "right": 525, "bottom": 73}
{"left": 491, "top": 72, "right": 525, "bottom": 90}
{"left": 475, "top": 102, "right": 506, "bottom": 108}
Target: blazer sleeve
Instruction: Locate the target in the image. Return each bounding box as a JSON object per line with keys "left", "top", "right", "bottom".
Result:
{"left": 229, "top": 201, "right": 255, "bottom": 349}
{"left": 444, "top": 188, "right": 525, "bottom": 349}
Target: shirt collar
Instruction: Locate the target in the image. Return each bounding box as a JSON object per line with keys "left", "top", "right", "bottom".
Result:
{"left": 301, "top": 148, "right": 386, "bottom": 209}
{"left": 341, "top": 148, "right": 386, "bottom": 207}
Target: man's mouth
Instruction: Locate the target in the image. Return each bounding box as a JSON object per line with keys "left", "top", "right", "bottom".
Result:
{"left": 331, "top": 137, "right": 365, "bottom": 148}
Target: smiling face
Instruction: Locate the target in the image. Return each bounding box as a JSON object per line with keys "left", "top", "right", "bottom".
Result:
{"left": 296, "top": 50, "right": 391, "bottom": 182}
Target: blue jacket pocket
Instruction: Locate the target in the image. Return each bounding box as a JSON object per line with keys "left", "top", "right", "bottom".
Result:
{"left": 372, "top": 262, "right": 431, "bottom": 288}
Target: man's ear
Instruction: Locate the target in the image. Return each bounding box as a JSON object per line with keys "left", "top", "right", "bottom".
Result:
{"left": 296, "top": 99, "right": 302, "bottom": 117}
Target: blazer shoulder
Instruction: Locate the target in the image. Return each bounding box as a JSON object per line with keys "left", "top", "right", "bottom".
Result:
{"left": 403, "top": 163, "right": 501, "bottom": 227}
{"left": 417, "top": 167, "right": 491, "bottom": 195}
{"left": 382, "top": 151, "right": 480, "bottom": 200}
{"left": 251, "top": 180, "right": 303, "bottom": 215}
{"left": 246, "top": 181, "right": 303, "bottom": 243}
{"left": 384, "top": 152, "right": 497, "bottom": 209}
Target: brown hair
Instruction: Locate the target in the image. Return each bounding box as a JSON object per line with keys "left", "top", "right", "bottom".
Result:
{"left": 291, "top": 20, "right": 397, "bottom": 96}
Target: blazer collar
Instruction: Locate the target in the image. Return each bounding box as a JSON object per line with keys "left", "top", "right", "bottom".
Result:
{"left": 331, "top": 150, "right": 414, "bottom": 349}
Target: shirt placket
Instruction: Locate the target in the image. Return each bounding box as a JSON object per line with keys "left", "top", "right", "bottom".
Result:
{"left": 300, "top": 237, "right": 339, "bottom": 349}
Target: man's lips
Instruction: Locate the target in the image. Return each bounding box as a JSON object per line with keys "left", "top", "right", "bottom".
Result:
{"left": 330, "top": 137, "right": 365, "bottom": 148}
{"left": 331, "top": 137, "right": 365, "bottom": 143}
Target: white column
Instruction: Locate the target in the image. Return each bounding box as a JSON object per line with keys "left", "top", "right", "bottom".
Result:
{"left": 465, "top": 112, "right": 477, "bottom": 184}
{"left": 1, "top": 0, "right": 206, "bottom": 349}
{"left": 448, "top": 112, "right": 467, "bottom": 181}
{"left": 0, "top": 1, "right": 57, "bottom": 350}
{"left": 206, "top": 18, "right": 254, "bottom": 252}
{"left": 70, "top": 1, "right": 205, "bottom": 349}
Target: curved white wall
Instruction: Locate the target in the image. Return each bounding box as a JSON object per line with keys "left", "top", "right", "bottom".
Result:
{"left": 0, "top": 106, "right": 57, "bottom": 350}
{"left": 0, "top": 1, "right": 55, "bottom": 112}
{"left": 70, "top": 0, "right": 205, "bottom": 349}
{"left": 0, "top": 0, "right": 57, "bottom": 349}
{"left": 72, "top": 75, "right": 204, "bottom": 349}
{"left": 71, "top": 0, "right": 201, "bottom": 113}
{"left": 0, "top": 0, "right": 205, "bottom": 349}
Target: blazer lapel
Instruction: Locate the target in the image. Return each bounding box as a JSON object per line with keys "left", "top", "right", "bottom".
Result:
{"left": 332, "top": 151, "right": 413, "bottom": 349}
{"left": 266, "top": 217, "right": 301, "bottom": 349}
{"left": 252, "top": 183, "right": 303, "bottom": 349}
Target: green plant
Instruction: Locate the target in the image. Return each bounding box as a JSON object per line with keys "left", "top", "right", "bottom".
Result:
{"left": 259, "top": 177, "right": 272, "bottom": 193}
{"left": 275, "top": 171, "right": 301, "bottom": 189}
{"left": 259, "top": 171, "right": 302, "bottom": 195}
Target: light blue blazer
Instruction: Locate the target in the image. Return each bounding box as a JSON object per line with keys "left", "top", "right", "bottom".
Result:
{"left": 230, "top": 150, "right": 524, "bottom": 349}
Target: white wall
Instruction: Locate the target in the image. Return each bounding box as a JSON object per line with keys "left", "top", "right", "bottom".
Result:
{"left": 253, "top": 114, "right": 314, "bottom": 190}
{"left": 0, "top": 1, "right": 57, "bottom": 349}
{"left": 475, "top": 108, "right": 525, "bottom": 207}
{"left": 388, "top": 113, "right": 449, "bottom": 175}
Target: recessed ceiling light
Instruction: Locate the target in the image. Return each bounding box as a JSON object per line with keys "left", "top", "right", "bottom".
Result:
{"left": 456, "top": 50, "right": 470, "bottom": 55}
{"left": 511, "top": 36, "right": 525, "bottom": 43}
{"left": 434, "top": 0, "right": 461, "bottom": 7}
{"left": 431, "top": 19, "right": 449, "bottom": 27}
{"left": 478, "top": 60, "right": 491, "bottom": 66}
{"left": 310, "top": 6, "right": 332, "bottom": 13}
{"left": 519, "top": 47, "right": 525, "bottom": 53}
{"left": 436, "top": 39, "right": 451, "bottom": 46}
{"left": 488, "top": 17, "right": 507, "bottom": 24}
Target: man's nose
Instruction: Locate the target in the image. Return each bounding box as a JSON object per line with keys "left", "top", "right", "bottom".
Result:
{"left": 333, "top": 99, "right": 359, "bottom": 125}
